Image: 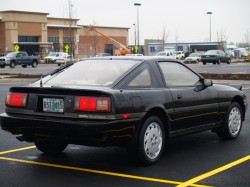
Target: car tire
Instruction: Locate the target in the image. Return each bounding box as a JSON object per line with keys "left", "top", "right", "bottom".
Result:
{"left": 227, "top": 59, "right": 231, "bottom": 64}
{"left": 128, "top": 116, "right": 165, "bottom": 165}
{"left": 0, "top": 64, "right": 5, "bottom": 68}
{"left": 58, "top": 64, "right": 61, "bottom": 66}
{"left": 217, "top": 102, "right": 243, "bottom": 139}
{"left": 32, "top": 61, "right": 38, "bottom": 68}
{"left": 35, "top": 141, "right": 68, "bottom": 155}
{"left": 22, "top": 65, "right": 27, "bottom": 68}
{"left": 217, "top": 59, "right": 221, "bottom": 64}
{"left": 10, "top": 61, "right": 16, "bottom": 68}
{"left": 213, "top": 62, "right": 216, "bottom": 65}
{"left": 202, "top": 62, "right": 206, "bottom": 65}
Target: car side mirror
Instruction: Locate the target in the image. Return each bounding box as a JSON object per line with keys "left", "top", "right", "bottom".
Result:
{"left": 194, "top": 79, "right": 213, "bottom": 92}
{"left": 203, "top": 79, "right": 213, "bottom": 87}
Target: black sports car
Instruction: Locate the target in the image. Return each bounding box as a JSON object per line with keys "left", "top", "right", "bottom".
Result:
{"left": 0, "top": 57, "right": 248, "bottom": 165}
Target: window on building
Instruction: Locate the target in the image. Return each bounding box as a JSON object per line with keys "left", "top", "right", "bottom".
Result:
{"left": 48, "top": 37, "right": 59, "bottom": 43}
{"left": 63, "top": 37, "right": 74, "bottom": 43}
{"left": 18, "top": 36, "right": 38, "bottom": 42}
{"left": 150, "top": 46, "right": 156, "bottom": 52}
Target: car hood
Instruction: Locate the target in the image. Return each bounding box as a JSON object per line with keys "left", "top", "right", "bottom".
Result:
{"left": 213, "top": 83, "right": 242, "bottom": 91}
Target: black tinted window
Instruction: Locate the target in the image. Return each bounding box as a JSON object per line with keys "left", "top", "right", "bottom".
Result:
{"left": 127, "top": 68, "right": 152, "bottom": 88}
{"left": 46, "top": 60, "right": 138, "bottom": 86}
{"left": 159, "top": 62, "right": 200, "bottom": 86}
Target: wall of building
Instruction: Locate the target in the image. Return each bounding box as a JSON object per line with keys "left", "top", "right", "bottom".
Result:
{"left": 0, "top": 10, "right": 129, "bottom": 57}
{"left": 18, "top": 22, "right": 42, "bottom": 36}
{"left": 0, "top": 22, "right": 5, "bottom": 54}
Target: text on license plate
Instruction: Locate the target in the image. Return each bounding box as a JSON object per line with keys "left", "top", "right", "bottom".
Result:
{"left": 43, "top": 98, "right": 64, "bottom": 113}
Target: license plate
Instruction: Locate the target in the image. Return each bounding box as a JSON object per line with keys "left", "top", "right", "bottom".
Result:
{"left": 43, "top": 98, "right": 64, "bottom": 113}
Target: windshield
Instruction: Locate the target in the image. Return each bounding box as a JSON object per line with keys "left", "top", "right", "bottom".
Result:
{"left": 205, "top": 50, "right": 218, "bottom": 55}
{"left": 45, "top": 60, "right": 139, "bottom": 86}
{"left": 47, "top": 52, "right": 57, "bottom": 57}
{"left": 189, "top": 53, "right": 199, "bottom": 57}
{"left": 6, "top": 52, "right": 17, "bottom": 57}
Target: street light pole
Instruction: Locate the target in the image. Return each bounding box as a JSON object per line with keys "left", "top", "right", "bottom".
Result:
{"left": 133, "top": 24, "right": 136, "bottom": 53}
{"left": 134, "top": 3, "right": 141, "bottom": 53}
{"left": 207, "top": 12, "right": 212, "bottom": 42}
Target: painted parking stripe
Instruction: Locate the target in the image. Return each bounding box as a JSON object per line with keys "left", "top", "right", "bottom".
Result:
{"left": 0, "top": 146, "right": 36, "bottom": 155}
{"left": 176, "top": 155, "right": 250, "bottom": 187}
{"left": 0, "top": 157, "right": 210, "bottom": 187}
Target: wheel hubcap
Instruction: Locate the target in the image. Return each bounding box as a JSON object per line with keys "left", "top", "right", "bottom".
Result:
{"left": 144, "top": 122, "right": 162, "bottom": 160}
{"left": 228, "top": 107, "right": 241, "bottom": 136}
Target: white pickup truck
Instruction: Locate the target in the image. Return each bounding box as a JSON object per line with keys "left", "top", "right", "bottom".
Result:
{"left": 44, "top": 52, "right": 68, "bottom": 63}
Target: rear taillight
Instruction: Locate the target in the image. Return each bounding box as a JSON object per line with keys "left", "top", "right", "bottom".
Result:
{"left": 5, "top": 92, "right": 28, "bottom": 107}
{"left": 74, "top": 96, "right": 111, "bottom": 112}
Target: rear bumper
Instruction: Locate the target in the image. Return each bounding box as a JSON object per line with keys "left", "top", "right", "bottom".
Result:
{"left": 0, "top": 113, "right": 140, "bottom": 147}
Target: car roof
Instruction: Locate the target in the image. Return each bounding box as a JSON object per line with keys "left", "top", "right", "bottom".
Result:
{"left": 83, "top": 56, "right": 179, "bottom": 62}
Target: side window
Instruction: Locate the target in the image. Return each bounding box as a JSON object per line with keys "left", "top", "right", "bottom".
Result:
{"left": 126, "top": 68, "right": 152, "bottom": 88}
{"left": 159, "top": 62, "right": 200, "bottom": 87}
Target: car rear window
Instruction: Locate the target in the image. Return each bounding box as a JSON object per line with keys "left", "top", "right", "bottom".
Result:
{"left": 46, "top": 60, "right": 139, "bottom": 86}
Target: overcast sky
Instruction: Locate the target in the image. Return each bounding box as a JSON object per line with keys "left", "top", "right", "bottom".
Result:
{"left": 1, "top": 0, "right": 250, "bottom": 45}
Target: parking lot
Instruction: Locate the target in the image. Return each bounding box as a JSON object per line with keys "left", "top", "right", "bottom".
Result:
{"left": 0, "top": 79, "right": 250, "bottom": 187}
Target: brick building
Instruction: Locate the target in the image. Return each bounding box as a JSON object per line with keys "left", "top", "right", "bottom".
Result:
{"left": 0, "top": 10, "right": 129, "bottom": 58}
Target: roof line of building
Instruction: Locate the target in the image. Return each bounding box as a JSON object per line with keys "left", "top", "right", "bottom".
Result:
{"left": 0, "top": 10, "right": 49, "bottom": 15}
{"left": 47, "top": 24, "right": 82, "bottom": 29}
{"left": 47, "top": 17, "right": 80, "bottom": 21}
{"left": 78, "top": 24, "right": 130, "bottom": 30}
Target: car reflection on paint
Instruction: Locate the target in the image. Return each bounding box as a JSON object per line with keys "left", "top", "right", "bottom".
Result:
{"left": 0, "top": 57, "right": 248, "bottom": 165}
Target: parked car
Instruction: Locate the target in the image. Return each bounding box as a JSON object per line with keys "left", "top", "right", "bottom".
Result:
{"left": 95, "top": 53, "right": 111, "bottom": 57}
{"left": 176, "top": 51, "right": 185, "bottom": 59}
{"left": 0, "top": 57, "right": 247, "bottom": 165}
{"left": 201, "top": 50, "right": 231, "bottom": 65}
{"left": 185, "top": 52, "right": 201, "bottom": 63}
{"left": 44, "top": 52, "right": 69, "bottom": 63}
{"left": 56, "top": 55, "right": 77, "bottom": 66}
{"left": 125, "top": 54, "right": 144, "bottom": 56}
{"left": 0, "top": 51, "right": 39, "bottom": 68}
{"left": 155, "top": 51, "right": 176, "bottom": 59}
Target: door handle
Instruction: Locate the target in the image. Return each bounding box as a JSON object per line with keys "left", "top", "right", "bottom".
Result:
{"left": 176, "top": 94, "right": 182, "bottom": 99}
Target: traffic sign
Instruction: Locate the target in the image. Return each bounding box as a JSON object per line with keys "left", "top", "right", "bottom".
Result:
{"left": 14, "top": 45, "right": 19, "bottom": 52}
{"left": 65, "top": 45, "right": 69, "bottom": 53}
{"left": 135, "top": 45, "right": 138, "bottom": 53}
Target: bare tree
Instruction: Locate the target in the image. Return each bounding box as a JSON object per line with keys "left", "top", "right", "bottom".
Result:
{"left": 217, "top": 28, "right": 228, "bottom": 51}
{"left": 175, "top": 31, "right": 179, "bottom": 51}
{"left": 244, "top": 31, "right": 250, "bottom": 51}
{"left": 160, "top": 26, "right": 169, "bottom": 51}
{"left": 87, "top": 22, "right": 100, "bottom": 56}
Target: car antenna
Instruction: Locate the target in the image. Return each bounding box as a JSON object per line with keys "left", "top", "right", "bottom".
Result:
{"left": 40, "top": 76, "right": 43, "bottom": 87}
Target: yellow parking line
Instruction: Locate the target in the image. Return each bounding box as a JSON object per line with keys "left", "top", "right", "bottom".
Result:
{"left": 176, "top": 155, "right": 250, "bottom": 187}
{"left": 0, "top": 146, "right": 36, "bottom": 155}
{"left": 0, "top": 157, "right": 210, "bottom": 187}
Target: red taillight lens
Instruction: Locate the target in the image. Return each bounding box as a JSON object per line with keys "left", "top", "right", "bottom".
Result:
{"left": 74, "top": 96, "right": 111, "bottom": 112}
{"left": 5, "top": 92, "right": 28, "bottom": 107}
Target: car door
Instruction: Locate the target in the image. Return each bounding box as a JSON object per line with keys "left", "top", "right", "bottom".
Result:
{"left": 158, "top": 61, "right": 219, "bottom": 131}
{"left": 16, "top": 52, "right": 25, "bottom": 64}
{"left": 219, "top": 50, "right": 227, "bottom": 62}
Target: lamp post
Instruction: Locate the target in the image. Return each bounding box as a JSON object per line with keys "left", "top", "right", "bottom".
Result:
{"left": 134, "top": 3, "right": 141, "bottom": 53}
{"left": 207, "top": 12, "right": 212, "bottom": 42}
{"left": 133, "top": 24, "right": 136, "bottom": 53}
